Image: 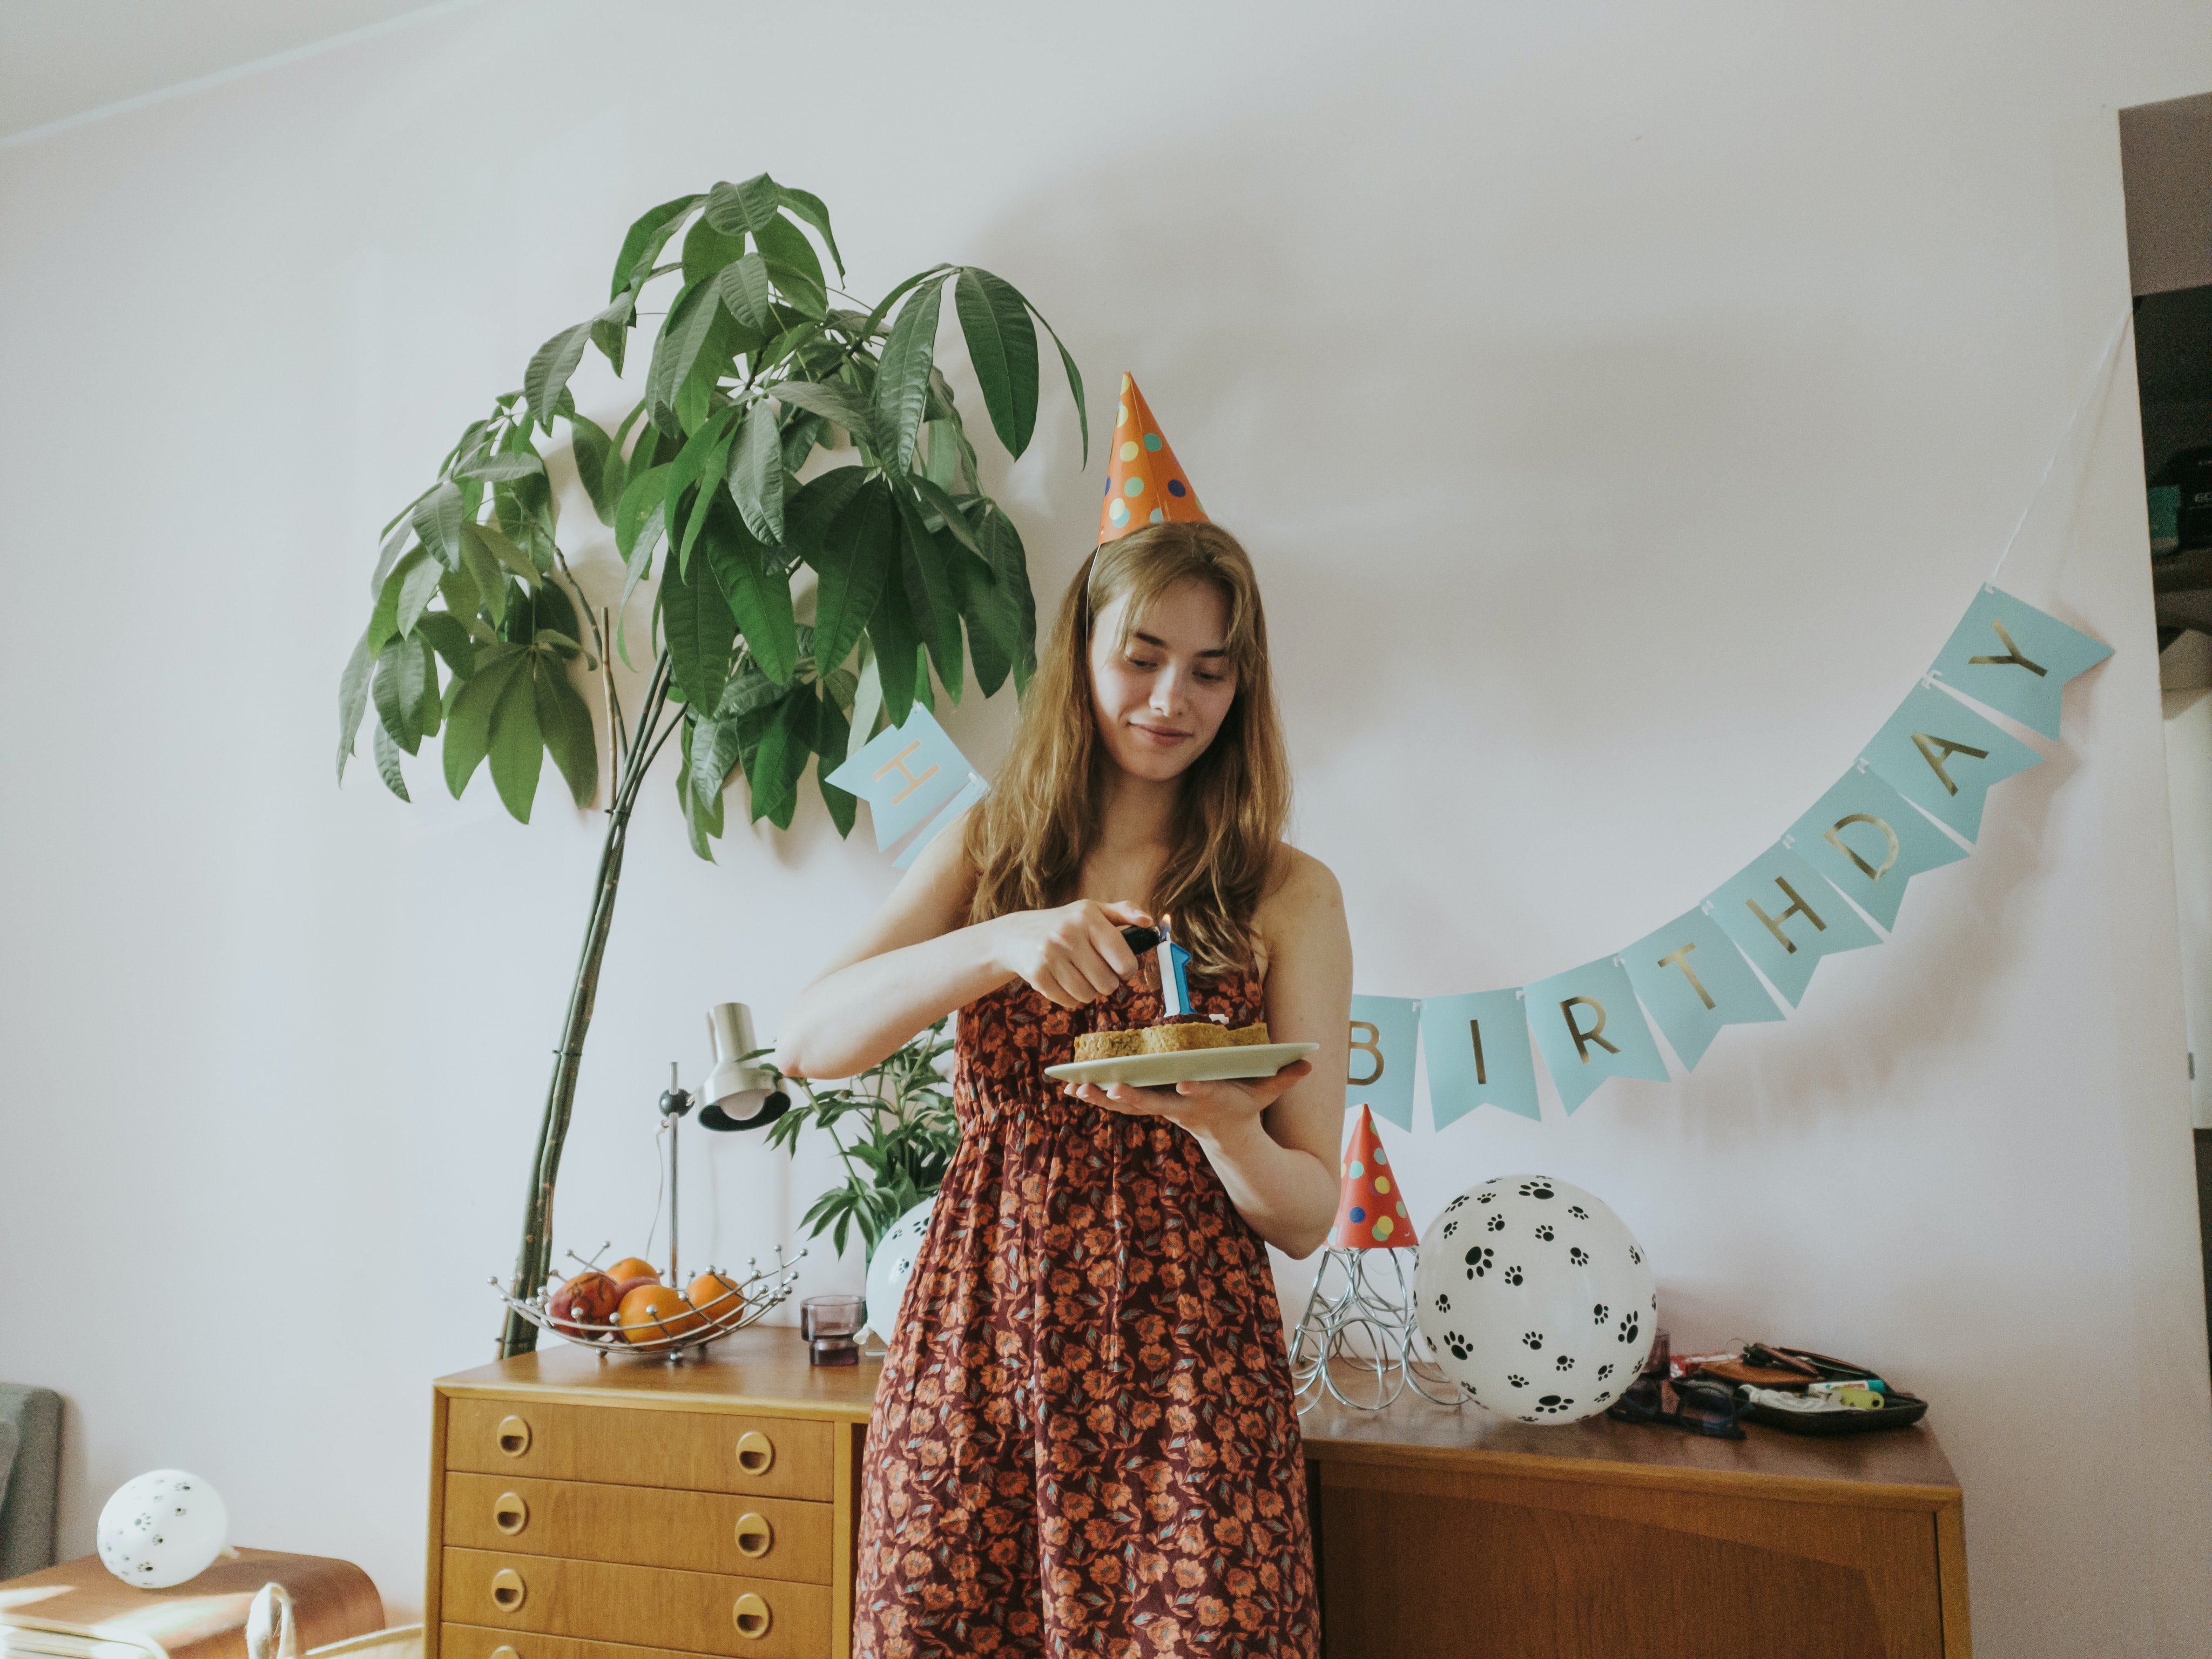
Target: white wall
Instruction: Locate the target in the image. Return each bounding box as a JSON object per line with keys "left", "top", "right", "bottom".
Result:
{"left": 4, "top": 2, "right": 2210, "bottom": 1651}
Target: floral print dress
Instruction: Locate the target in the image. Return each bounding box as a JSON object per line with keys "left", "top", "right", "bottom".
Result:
{"left": 852, "top": 968, "right": 1320, "bottom": 1658}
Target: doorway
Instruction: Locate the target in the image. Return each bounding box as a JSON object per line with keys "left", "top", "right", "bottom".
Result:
{"left": 2121, "top": 90, "right": 2212, "bottom": 1361}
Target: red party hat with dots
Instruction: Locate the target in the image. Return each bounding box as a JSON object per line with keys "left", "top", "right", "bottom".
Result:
{"left": 1097, "top": 373, "right": 1207, "bottom": 543}
{"left": 1328, "top": 1104, "right": 1417, "bottom": 1249}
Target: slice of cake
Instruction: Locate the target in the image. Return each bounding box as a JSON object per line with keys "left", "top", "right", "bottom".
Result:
{"left": 1074, "top": 1019, "right": 1271, "bottom": 1062}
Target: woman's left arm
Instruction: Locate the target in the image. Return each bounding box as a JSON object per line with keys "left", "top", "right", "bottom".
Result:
{"left": 1073, "top": 849, "right": 1351, "bottom": 1257}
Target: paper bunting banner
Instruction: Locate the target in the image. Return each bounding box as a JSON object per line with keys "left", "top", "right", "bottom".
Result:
{"left": 1328, "top": 1104, "right": 1417, "bottom": 1249}
{"left": 1420, "top": 990, "right": 1541, "bottom": 1125}
{"left": 1707, "top": 843, "right": 1881, "bottom": 1007}
{"left": 824, "top": 705, "right": 985, "bottom": 862}
{"left": 1929, "top": 584, "right": 2113, "bottom": 739}
{"left": 1862, "top": 681, "right": 2044, "bottom": 842}
{"left": 1785, "top": 764, "right": 1967, "bottom": 931}
{"left": 1620, "top": 906, "right": 1784, "bottom": 1069}
{"left": 1523, "top": 955, "right": 1670, "bottom": 1113}
{"left": 1347, "top": 994, "right": 1421, "bottom": 1128}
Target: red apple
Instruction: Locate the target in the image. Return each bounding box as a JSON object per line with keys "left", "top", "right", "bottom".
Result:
{"left": 549, "top": 1271, "right": 620, "bottom": 1338}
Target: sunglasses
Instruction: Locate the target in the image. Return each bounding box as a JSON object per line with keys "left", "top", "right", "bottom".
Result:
{"left": 1606, "top": 1375, "right": 1746, "bottom": 1440}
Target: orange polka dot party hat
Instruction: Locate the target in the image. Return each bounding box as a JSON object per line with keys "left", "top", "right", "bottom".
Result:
{"left": 1097, "top": 373, "right": 1206, "bottom": 543}
{"left": 1329, "top": 1103, "right": 1417, "bottom": 1249}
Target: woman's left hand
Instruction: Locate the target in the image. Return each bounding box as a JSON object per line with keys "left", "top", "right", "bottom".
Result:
{"left": 1067, "top": 1060, "right": 1314, "bottom": 1146}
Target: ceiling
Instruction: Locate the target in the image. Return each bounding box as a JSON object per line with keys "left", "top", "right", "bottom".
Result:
{"left": 0, "top": 0, "right": 454, "bottom": 143}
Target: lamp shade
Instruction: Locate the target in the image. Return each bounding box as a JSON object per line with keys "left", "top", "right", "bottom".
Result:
{"left": 699, "top": 1002, "right": 790, "bottom": 1130}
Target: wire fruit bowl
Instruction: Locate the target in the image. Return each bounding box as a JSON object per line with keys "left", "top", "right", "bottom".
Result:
{"left": 489, "top": 1249, "right": 806, "bottom": 1361}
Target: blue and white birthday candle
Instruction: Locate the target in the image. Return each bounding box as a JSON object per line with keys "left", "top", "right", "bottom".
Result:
{"left": 1155, "top": 918, "right": 1193, "bottom": 1017}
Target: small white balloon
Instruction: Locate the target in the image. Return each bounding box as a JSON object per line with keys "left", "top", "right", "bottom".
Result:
{"left": 864, "top": 1196, "right": 937, "bottom": 1346}
{"left": 1415, "top": 1175, "right": 1656, "bottom": 1424}
{"left": 97, "top": 1469, "right": 230, "bottom": 1588}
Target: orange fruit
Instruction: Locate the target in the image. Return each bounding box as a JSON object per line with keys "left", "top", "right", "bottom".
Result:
{"left": 616, "top": 1283, "right": 699, "bottom": 1345}
{"left": 605, "top": 1257, "right": 660, "bottom": 1285}
{"left": 687, "top": 1271, "right": 745, "bottom": 1328}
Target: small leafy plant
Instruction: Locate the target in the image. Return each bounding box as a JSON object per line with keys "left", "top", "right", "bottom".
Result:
{"left": 761, "top": 1021, "right": 959, "bottom": 1261}
{"left": 336, "top": 174, "right": 1083, "bottom": 1353}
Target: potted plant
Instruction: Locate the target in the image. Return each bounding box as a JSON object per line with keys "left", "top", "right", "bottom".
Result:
{"left": 336, "top": 174, "right": 1083, "bottom": 1354}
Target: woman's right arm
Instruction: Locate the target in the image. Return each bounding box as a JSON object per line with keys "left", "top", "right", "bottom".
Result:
{"left": 773, "top": 818, "right": 1151, "bottom": 1080}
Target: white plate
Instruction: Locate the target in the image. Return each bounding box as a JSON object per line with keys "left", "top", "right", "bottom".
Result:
{"left": 1044, "top": 1041, "right": 1320, "bottom": 1090}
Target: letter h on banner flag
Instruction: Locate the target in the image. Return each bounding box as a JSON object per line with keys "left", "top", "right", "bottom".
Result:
{"left": 1707, "top": 843, "right": 1879, "bottom": 1006}
{"left": 823, "top": 705, "right": 983, "bottom": 865}
{"left": 1785, "top": 762, "right": 1967, "bottom": 932}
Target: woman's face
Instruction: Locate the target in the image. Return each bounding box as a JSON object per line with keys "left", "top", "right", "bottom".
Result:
{"left": 1088, "top": 578, "right": 1238, "bottom": 783}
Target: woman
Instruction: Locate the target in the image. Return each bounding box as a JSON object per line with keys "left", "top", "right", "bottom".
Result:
{"left": 777, "top": 388, "right": 1350, "bottom": 1658}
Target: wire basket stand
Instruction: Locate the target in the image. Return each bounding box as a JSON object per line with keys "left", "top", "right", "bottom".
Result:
{"left": 1287, "top": 1246, "right": 1462, "bottom": 1412}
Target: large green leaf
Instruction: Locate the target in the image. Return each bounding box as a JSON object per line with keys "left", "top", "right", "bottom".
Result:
{"left": 368, "top": 518, "right": 411, "bottom": 601}
{"left": 568, "top": 412, "right": 624, "bottom": 527}
{"left": 688, "top": 707, "right": 745, "bottom": 803}
{"left": 813, "top": 694, "right": 855, "bottom": 835}
{"left": 458, "top": 451, "right": 545, "bottom": 483}
{"left": 754, "top": 215, "right": 826, "bottom": 314}
{"left": 372, "top": 633, "right": 436, "bottom": 753}
{"left": 372, "top": 723, "right": 411, "bottom": 801}
{"left": 906, "top": 474, "right": 987, "bottom": 560}
{"left": 613, "top": 463, "right": 670, "bottom": 666}
{"left": 704, "top": 506, "right": 799, "bottom": 685}
{"left": 534, "top": 655, "right": 599, "bottom": 808}
{"left": 462, "top": 521, "right": 538, "bottom": 587}
{"left": 487, "top": 657, "right": 544, "bottom": 822}
{"left": 444, "top": 647, "right": 522, "bottom": 797}
{"left": 862, "top": 264, "right": 954, "bottom": 339}
{"left": 868, "top": 556, "right": 922, "bottom": 727}
{"left": 661, "top": 404, "right": 740, "bottom": 568}
{"left": 644, "top": 280, "right": 721, "bottom": 428}
{"left": 336, "top": 629, "right": 374, "bottom": 783}
{"left": 682, "top": 215, "right": 748, "bottom": 285}
{"left": 412, "top": 481, "right": 464, "bottom": 570}
{"left": 1028, "top": 297, "right": 1089, "bottom": 466}
{"left": 785, "top": 464, "right": 867, "bottom": 560}
{"left": 977, "top": 505, "right": 1038, "bottom": 693}
{"left": 726, "top": 400, "right": 785, "bottom": 547}
{"left": 716, "top": 254, "right": 777, "bottom": 333}
{"left": 609, "top": 193, "right": 700, "bottom": 299}
{"left": 811, "top": 477, "right": 895, "bottom": 678}
{"left": 396, "top": 548, "right": 444, "bottom": 638}
{"left": 774, "top": 381, "right": 879, "bottom": 453}
{"left": 704, "top": 174, "right": 784, "bottom": 239}
{"left": 954, "top": 267, "right": 1040, "bottom": 458}
{"left": 414, "top": 611, "right": 477, "bottom": 679}
{"left": 777, "top": 184, "right": 844, "bottom": 278}
{"left": 892, "top": 488, "right": 963, "bottom": 699}
{"left": 662, "top": 540, "right": 735, "bottom": 711}
{"left": 873, "top": 275, "right": 947, "bottom": 473}
{"left": 747, "top": 690, "right": 815, "bottom": 828}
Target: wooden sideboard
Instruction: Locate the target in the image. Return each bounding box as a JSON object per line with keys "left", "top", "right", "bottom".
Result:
{"left": 427, "top": 1331, "right": 1967, "bottom": 1659}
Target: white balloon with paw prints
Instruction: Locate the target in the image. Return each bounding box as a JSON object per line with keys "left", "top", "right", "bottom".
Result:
{"left": 1414, "top": 1175, "right": 1656, "bottom": 1424}
{"left": 862, "top": 1196, "right": 937, "bottom": 1346}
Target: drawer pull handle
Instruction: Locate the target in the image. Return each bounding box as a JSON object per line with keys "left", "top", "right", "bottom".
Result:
{"left": 495, "top": 1415, "right": 532, "bottom": 1457}
{"left": 733, "top": 1512, "right": 773, "bottom": 1557}
{"left": 732, "top": 1593, "right": 772, "bottom": 1639}
{"left": 734, "top": 1431, "right": 775, "bottom": 1475}
{"left": 493, "top": 1493, "right": 529, "bottom": 1535}
{"left": 490, "top": 1568, "right": 527, "bottom": 1612}
{"left": 490, "top": 1648, "right": 519, "bottom": 1659}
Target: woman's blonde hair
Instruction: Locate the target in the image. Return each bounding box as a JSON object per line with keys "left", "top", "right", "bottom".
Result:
{"left": 963, "top": 520, "right": 1291, "bottom": 975}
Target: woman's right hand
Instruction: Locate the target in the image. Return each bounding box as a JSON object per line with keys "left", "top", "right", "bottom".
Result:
{"left": 988, "top": 900, "right": 1155, "bottom": 1008}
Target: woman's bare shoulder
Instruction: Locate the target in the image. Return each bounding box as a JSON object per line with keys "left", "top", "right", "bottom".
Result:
{"left": 1256, "top": 843, "right": 1346, "bottom": 941}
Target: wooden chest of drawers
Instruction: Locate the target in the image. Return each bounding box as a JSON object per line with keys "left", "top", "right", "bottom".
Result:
{"left": 430, "top": 1332, "right": 1969, "bottom": 1658}
{"left": 426, "top": 1334, "right": 875, "bottom": 1659}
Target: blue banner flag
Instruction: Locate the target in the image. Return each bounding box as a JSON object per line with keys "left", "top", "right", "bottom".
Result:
{"left": 824, "top": 705, "right": 976, "bottom": 852}
{"left": 1523, "top": 956, "right": 1669, "bottom": 1114}
{"left": 1862, "top": 681, "right": 2044, "bottom": 842}
{"left": 1419, "top": 990, "right": 1540, "bottom": 1126}
{"left": 889, "top": 770, "right": 986, "bottom": 868}
{"left": 1928, "top": 585, "right": 2112, "bottom": 740}
{"left": 1785, "top": 763, "right": 1967, "bottom": 932}
{"left": 1707, "top": 843, "right": 1880, "bottom": 1007}
{"left": 1347, "top": 994, "right": 1421, "bottom": 1129}
{"left": 1620, "top": 907, "right": 1783, "bottom": 1070}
